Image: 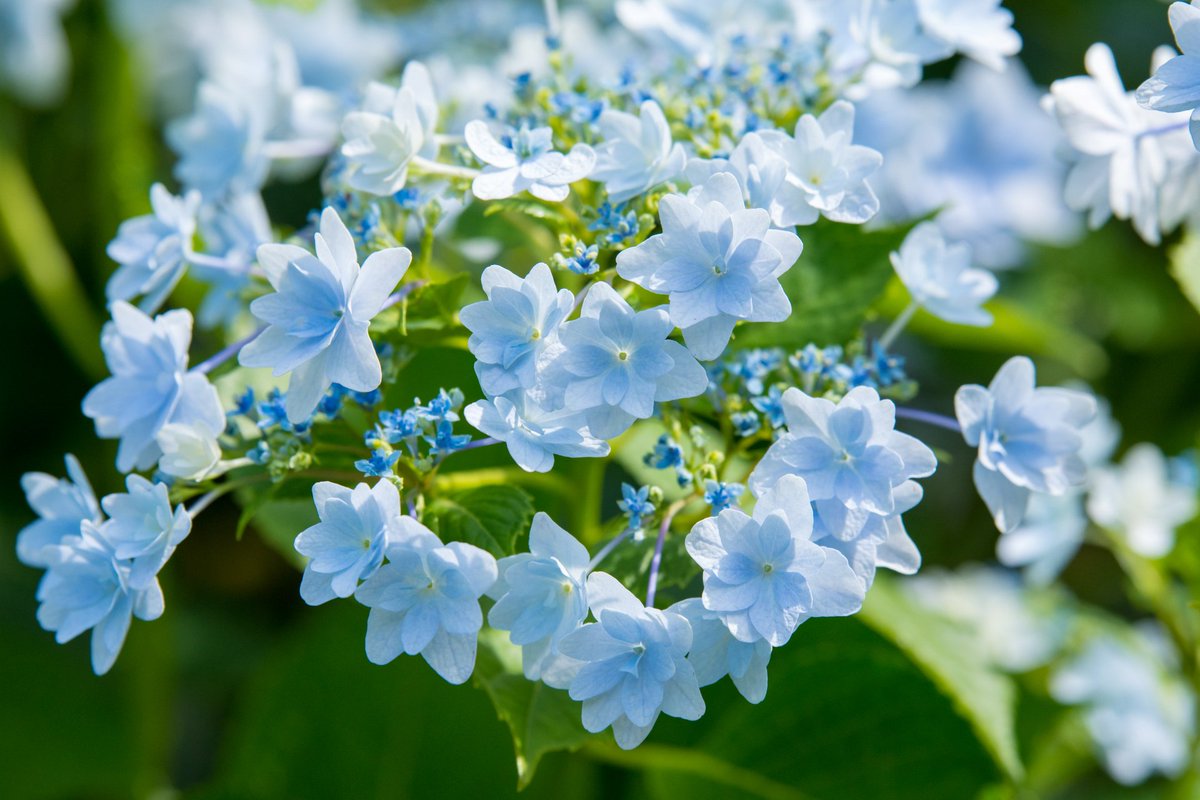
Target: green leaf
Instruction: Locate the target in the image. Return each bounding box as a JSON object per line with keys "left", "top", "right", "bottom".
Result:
{"left": 198, "top": 603, "right": 570, "bottom": 799}
{"left": 473, "top": 633, "right": 595, "bottom": 789}
{"left": 632, "top": 615, "right": 1006, "bottom": 800}
{"left": 1169, "top": 227, "right": 1200, "bottom": 317}
{"left": 859, "top": 575, "right": 1024, "bottom": 782}
{"left": 482, "top": 197, "right": 571, "bottom": 225}
{"left": 236, "top": 494, "right": 315, "bottom": 569}
{"left": 427, "top": 484, "right": 536, "bottom": 557}
{"left": 735, "top": 220, "right": 913, "bottom": 349}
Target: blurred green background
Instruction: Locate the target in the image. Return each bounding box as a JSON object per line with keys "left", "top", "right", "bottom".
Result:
{"left": 2, "top": 1, "right": 1199, "bottom": 798}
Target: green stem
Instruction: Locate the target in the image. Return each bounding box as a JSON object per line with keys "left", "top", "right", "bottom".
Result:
{"left": 0, "top": 134, "right": 105, "bottom": 378}
{"left": 581, "top": 741, "right": 817, "bottom": 800}
{"left": 573, "top": 457, "right": 607, "bottom": 546}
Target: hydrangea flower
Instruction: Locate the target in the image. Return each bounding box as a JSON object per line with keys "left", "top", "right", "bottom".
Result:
{"left": 167, "top": 81, "right": 268, "bottom": 200}
{"left": 685, "top": 474, "right": 864, "bottom": 646}
{"left": 913, "top": 0, "right": 1021, "bottom": 72}
{"left": 99, "top": 474, "right": 191, "bottom": 591}
{"left": 752, "top": 101, "right": 883, "bottom": 225}
{"left": 465, "top": 121, "right": 596, "bottom": 202}
{"left": 82, "top": 302, "right": 224, "bottom": 473}
{"left": 748, "top": 387, "right": 937, "bottom": 535}
{"left": 702, "top": 480, "right": 744, "bottom": 514}
{"left": 555, "top": 283, "right": 708, "bottom": 438}
{"left": 459, "top": 263, "right": 574, "bottom": 395}
{"left": 294, "top": 480, "right": 403, "bottom": 605}
{"left": 155, "top": 421, "right": 223, "bottom": 481}
{"left": 1087, "top": 443, "right": 1198, "bottom": 558}
{"left": 558, "top": 572, "right": 704, "bottom": 750}
{"left": 35, "top": 524, "right": 165, "bottom": 676}
{"left": 1050, "top": 630, "right": 1195, "bottom": 785}
{"left": 341, "top": 61, "right": 439, "bottom": 196}
{"left": 822, "top": 0, "right": 946, "bottom": 95}
{"left": 890, "top": 222, "right": 997, "bottom": 326}
{"left": 806, "top": 477, "right": 924, "bottom": 592}
{"left": 618, "top": 484, "right": 655, "bottom": 530}
{"left": 591, "top": 100, "right": 686, "bottom": 203}
{"left": 106, "top": 183, "right": 202, "bottom": 311}
{"left": 997, "top": 492, "right": 1088, "bottom": 586}
{"left": 955, "top": 356, "right": 1096, "bottom": 533}
{"left": 464, "top": 392, "right": 609, "bottom": 473}
{"left": 239, "top": 207, "right": 412, "bottom": 423}
{"left": 671, "top": 598, "right": 772, "bottom": 704}
{"left": 615, "top": 172, "right": 803, "bottom": 360}
{"left": 1136, "top": 1, "right": 1200, "bottom": 150}
{"left": 17, "top": 454, "right": 101, "bottom": 568}
{"left": 355, "top": 517, "right": 497, "bottom": 684}
{"left": 908, "top": 565, "right": 1067, "bottom": 672}
{"left": 1046, "top": 44, "right": 1187, "bottom": 245}
{"left": 0, "top": 0, "right": 74, "bottom": 105}
{"left": 488, "top": 513, "right": 590, "bottom": 686}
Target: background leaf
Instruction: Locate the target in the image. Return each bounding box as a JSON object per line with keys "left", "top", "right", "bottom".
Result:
{"left": 427, "top": 484, "right": 536, "bottom": 557}
{"left": 859, "top": 575, "right": 1024, "bottom": 782}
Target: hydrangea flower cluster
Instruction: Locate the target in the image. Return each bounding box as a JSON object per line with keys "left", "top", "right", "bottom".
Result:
{"left": 14, "top": 0, "right": 1199, "bottom": 781}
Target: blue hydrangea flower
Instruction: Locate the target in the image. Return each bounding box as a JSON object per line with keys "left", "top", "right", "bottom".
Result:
{"left": 0, "top": 0, "right": 74, "bottom": 105}
{"left": 591, "top": 100, "right": 686, "bottom": 203}
{"left": 18, "top": 454, "right": 101, "bottom": 568}
{"left": 355, "top": 449, "right": 401, "bottom": 478}
{"left": 688, "top": 103, "right": 882, "bottom": 227}
{"left": 811, "top": 480, "right": 924, "bottom": 591}
{"left": 82, "top": 302, "right": 224, "bottom": 473}
{"left": 414, "top": 388, "right": 463, "bottom": 423}
{"left": 616, "top": 172, "right": 803, "bottom": 360}
{"left": 561, "top": 242, "right": 600, "bottom": 276}
{"left": 1050, "top": 631, "right": 1195, "bottom": 786}
{"left": 35, "top": 524, "right": 165, "bottom": 675}
{"left": 294, "top": 480, "right": 402, "bottom": 605}
{"left": 749, "top": 386, "right": 937, "bottom": 536}
{"left": 997, "top": 492, "right": 1087, "bottom": 586}
{"left": 167, "top": 82, "right": 268, "bottom": 200}
{"left": 354, "top": 517, "right": 498, "bottom": 684}
{"left": 686, "top": 475, "right": 864, "bottom": 646}
{"left": 464, "top": 392, "right": 609, "bottom": 473}
{"left": 378, "top": 408, "right": 421, "bottom": 443}
{"left": 425, "top": 419, "right": 472, "bottom": 457}
{"left": 1137, "top": 2, "right": 1200, "bottom": 149}
{"left": 558, "top": 572, "right": 704, "bottom": 750}
{"left": 488, "top": 513, "right": 591, "bottom": 686}
{"left": 106, "top": 183, "right": 201, "bottom": 311}
{"left": 703, "top": 480, "right": 744, "bottom": 514}
{"left": 459, "top": 263, "right": 574, "bottom": 395}
{"left": 751, "top": 385, "right": 787, "bottom": 428}
{"left": 891, "top": 222, "right": 997, "bottom": 326}
{"left": 914, "top": 0, "right": 1022, "bottom": 72}
{"left": 239, "top": 207, "right": 412, "bottom": 423}
{"left": 955, "top": 356, "right": 1096, "bottom": 532}
{"left": 590, "top": 202, "right": 640, "bottom": 246}
{"left": 555, "top": 283, "right": 708, "bottom": 438}
{"left": 341, "top": 62, "right": 439, "bottom": 196}
{"left": 671, "top": 598, "right": 772, "bottom": 704}
{"left": 755, "top": 101, "right": 883, "bottom": 225}
{"left": 618, "top": 484, "right": 655, "bottom": 530}
{"left": 1087, "top": 443, "right": 1198, "bottom": 558}
{"left": 99, "top": 474, "right": 191, "bottom": 591}
{"left": 465, "top": 121, "right": 596, "bottom": 202}
{"left": 730, "top": 411, "right": 762, "bottom": 438}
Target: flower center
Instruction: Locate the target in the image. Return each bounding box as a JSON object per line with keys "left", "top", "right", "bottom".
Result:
{"left": 617, "top": 350, "right": 629, "bottom": 361}
{"left": 530, "top": 327, "right": 542, "bottom": 341}
{"left": 762, "top": 563, "right": 774, "bottom": 574}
